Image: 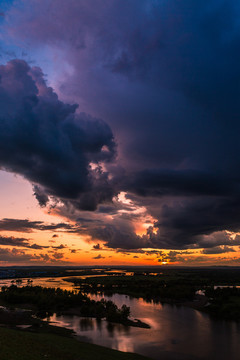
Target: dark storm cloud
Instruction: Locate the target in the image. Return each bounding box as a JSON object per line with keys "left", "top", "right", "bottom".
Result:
{"left": 33, "top": 185, "right": 49, "bottom": 207}
{"left": 0, "top": 59, "right": 116, "bottom": 211}
{"left": 2, "top": 1, "right": 240, "bottom": 251}
{"left": 9, "top": 0, "right": 240, "bottom": 169}
{"left": 125, "top": 170, "right": 237, "bottom": 197}
{"left": 142, "top": 198, "right": 240, "bottom": 250}
{"left": 89, "top": 219, "right": 148, "bottom": 250}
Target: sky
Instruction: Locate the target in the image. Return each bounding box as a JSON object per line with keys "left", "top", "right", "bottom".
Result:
{"left": 0, "top": 0, "right": 240, "bottom": 266}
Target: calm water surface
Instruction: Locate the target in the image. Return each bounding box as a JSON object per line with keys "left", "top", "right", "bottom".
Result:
{"left": 0, "top": 275, "right": 107, "bottom": 291}
{"left": 47, "top": 292, "right": 240, "bottom": 360}
{"left": 1, "top": 276, "right": 240, "bottom": 360}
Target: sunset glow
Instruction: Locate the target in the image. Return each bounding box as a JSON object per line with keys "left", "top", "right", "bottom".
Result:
{"left": 0, "top": 0, "right": 239, "bottom": 267}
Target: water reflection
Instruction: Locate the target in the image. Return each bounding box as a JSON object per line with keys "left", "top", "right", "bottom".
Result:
{"left": 1, "top": 276, "right": 240, "bottom": 359}
{"left": 0, "top": 276, "right": 105, "bottom": 291}
{"left": 79, "top": 318, "right": 94, "bottom": 331}
{"left": 45, "top": 291, "right": 240, "bottom": 360}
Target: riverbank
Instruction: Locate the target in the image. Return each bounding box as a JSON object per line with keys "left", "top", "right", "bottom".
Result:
{"left": 0, "top": 285, "right": 150, "bottom": 329}
{"left": 1, "top": 278, "right": 239, "bottom": 360}
{"left": 0, "top": 307, "right": 151, "bottom": 360}
{"left": 0, "top": 326, "right": 151, "bottom": 360}
{"left": 69, "top": 274, "right": 240, "bottom": 322}
{"left": 61, "top": 307, "right": 150, "bottom": 328}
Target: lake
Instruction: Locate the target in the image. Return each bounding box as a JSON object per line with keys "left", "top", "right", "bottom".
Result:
{"left": 1, "top": 276, "right": 240, "bottom": 360}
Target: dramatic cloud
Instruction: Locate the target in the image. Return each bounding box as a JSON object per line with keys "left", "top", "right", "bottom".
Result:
{"left": 1, "top": 1, "right": 240, "bottom": 253}
{"left": 0, "top": 59, "right": 116, "bottom": 211}
{"left": 89, "top": 219, "right": 148, "bottom": 250}
{"left": 198, "top": 232, "right": 240, "bottom": 249}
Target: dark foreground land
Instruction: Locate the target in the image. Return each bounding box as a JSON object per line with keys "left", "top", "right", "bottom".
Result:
{"left": 0, "top": 326, "right": 150, "bottom": 360}
{"left": 0, "top": 304, "right": 150, "bottom": 360}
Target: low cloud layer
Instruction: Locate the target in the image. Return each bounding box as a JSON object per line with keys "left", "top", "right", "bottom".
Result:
{"left": 0, "top": 218, "right": 75, "bottom": 233}
{"left": 0, "top": 247, "right": 68, "bottom": 264}
{"left": 0, "top": 235, "right": 48, "bottom": 250}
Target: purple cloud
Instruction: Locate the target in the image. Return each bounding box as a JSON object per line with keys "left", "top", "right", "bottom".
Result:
{"left": 1, "top": 1, "right": 240, "bottom": 253}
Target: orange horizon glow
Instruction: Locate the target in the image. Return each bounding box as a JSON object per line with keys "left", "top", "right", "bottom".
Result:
{"left": 0, "top": 172, "right": 240, "bottom": 267}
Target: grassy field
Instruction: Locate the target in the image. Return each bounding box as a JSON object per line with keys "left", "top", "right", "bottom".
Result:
{"left": 0, "top": 327, "right": 151, "bottom": 360}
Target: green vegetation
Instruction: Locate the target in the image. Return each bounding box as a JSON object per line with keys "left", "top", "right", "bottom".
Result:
{"left": 0, "top": 285, "right": 133, "bottom": 325}
{"left": 0, "top": 326, "right": 151, "bottom": 360}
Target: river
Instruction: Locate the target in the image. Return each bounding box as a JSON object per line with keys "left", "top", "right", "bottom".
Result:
{"left": 1, "top": 276, "right": 240, "bottom": 360}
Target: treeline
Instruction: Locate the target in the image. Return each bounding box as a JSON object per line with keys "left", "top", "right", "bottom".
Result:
{"left": 73, "top": 275, "right": 196, "bottom": 302}
{"left": 205, "top": 287, "right": 240, "bottom": 320}
{"left": 72, "top": 275, "right": 240, "bottom": 321}
{"left": 131, "top": 268, "right": 240, "bottom": 287}
{"left": 0, "top": 285, "right": 130, "bottom": 324}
